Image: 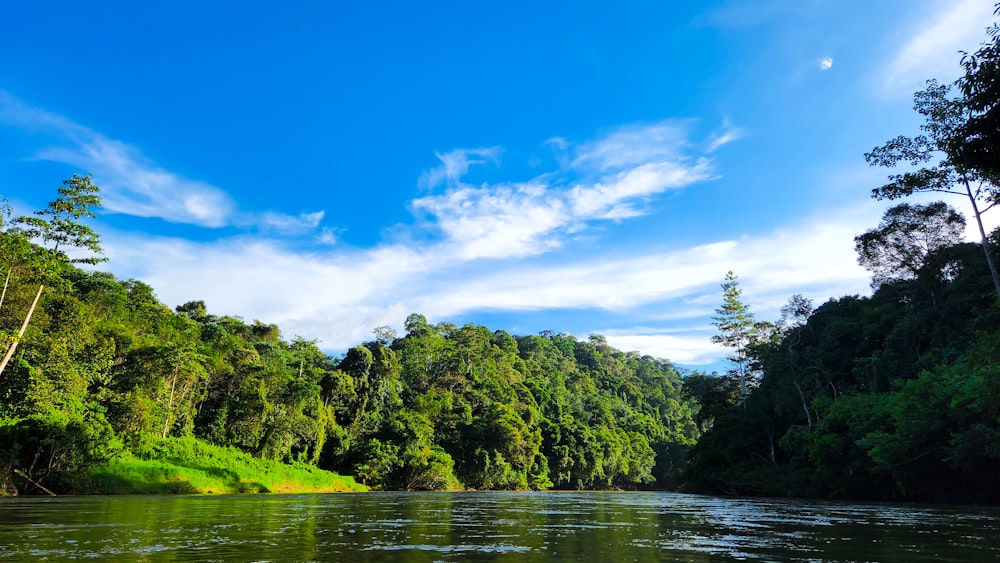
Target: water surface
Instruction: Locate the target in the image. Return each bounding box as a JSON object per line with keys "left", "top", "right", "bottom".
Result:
{"left": 1, "top": 492, "right": 997, "bottom": 561}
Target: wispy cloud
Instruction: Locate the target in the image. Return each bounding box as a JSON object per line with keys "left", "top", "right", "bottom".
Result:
{"left": 705, "top": 120, "right": 746, "bottom": 153}
{"left": 413, "top": 181, "right": 569, "bottom": 260}
{"left": 571, "top": 121, "right": 692, "bottom": 171}
{"left": 253, "top": 210, "right": 325, "bottom": 234}
{"left": 93, "top": 116, "right": 869, "bottom": 366}
{"left": 4, "top": 93, "right": 871, "bottom": 365}
{"left": 418, "top": 147, "right": 502, "bottom": 189}
{"left": 568, "top": 160, "right": 713, "bottom": 219}
{"left": 316, "top": 226, "right": 340, "bottom": 246}
{"left": 411, "top": 206, "right": 873, "bottom": 318}
{"left": 881, "top": 0, "right": 993, "bottom": 95}
{"left": 35, "top": 140, "right": 237, "bottom": 228}
{"left": 104, "top": 202, "right": 874, "bottom": 364}
{"left": 819, "top": 57, "right": 833, "bottom": 71}
{"left": 602, "top": 329, "right": 723, "bottom": 366}
{"left": 412, "top": 122, "right": 717, "bottom": 262}
{"left": 0, "top": 92, "right": 324, "bottom": 232}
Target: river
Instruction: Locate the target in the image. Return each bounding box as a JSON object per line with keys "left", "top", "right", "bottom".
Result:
{"left": 0, "top": 492, "right": 997, "bottom": 561}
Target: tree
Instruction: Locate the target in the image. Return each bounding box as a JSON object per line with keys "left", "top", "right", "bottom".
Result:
{"left": 372, "top": 325, "right": 396, "bottom": 345}
{"left": 777, "top": 294, "right": 813, "bottom": 331}
{"left": 956, "top": 4, "right": 1000, "bottom": 184}
{"left": 0, "top": 175, "right": 106, "bottom": 375}
{"left": 711, "top": 271, "right": 760, "bottom": 404}
{"left": 865, "top": 81, "right": 1000, "bottom": 300}
{"left": 854, "top": 201, "right": 966, "bottom": 288}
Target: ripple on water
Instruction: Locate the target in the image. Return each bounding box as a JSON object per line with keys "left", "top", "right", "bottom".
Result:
{"left": 2, "top": 492, "right": 999, "bottom": 562}
{"left": 364, "top": 541, "right": 533, "bottom": 554}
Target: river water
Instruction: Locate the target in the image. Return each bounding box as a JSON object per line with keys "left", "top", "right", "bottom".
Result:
{"left": 0, "top": 492, "right": 997, "bottom": 561}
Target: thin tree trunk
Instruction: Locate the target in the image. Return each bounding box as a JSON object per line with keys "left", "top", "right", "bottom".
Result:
{"left": 964, "top": 177, "right": 1000, "bottom": 301}
{"left": 12, "top": 469, "right": 56, "bottom": 496}
{"left": 163, "top": 367, "right": 179, "bottom": 439}
{"left": 0, "top": 284, "right": 43, "bottom": 376}
{"left": 0, "top": 269, "right": 10, "bottom": 312}
{"left": 793, "top": 379, "right": 812, "bottom": 427}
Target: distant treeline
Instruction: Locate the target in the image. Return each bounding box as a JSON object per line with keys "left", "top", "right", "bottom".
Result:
{"left": 685, "top": 7, "right": 1000, "bottom": 504}
{"left": 1, "top": 190, "right": 998, "bottom": 502}
{"left": 685, "top": 237, "right": 1000, "bottom": 504}
{"left": 0, "top": 231, "right": 701, "bottom": 493}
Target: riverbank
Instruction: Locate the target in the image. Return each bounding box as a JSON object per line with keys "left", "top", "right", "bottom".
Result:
{"left": 6, "top": 437, "right": 368, "bottom": 496}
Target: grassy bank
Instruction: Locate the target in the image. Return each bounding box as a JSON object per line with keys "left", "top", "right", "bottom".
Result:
{"left": 83, "top": 437, "right": 367, "bottom": 494}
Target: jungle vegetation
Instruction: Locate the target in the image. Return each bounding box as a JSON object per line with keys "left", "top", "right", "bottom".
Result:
{"left": 0, "top": 187, "right": 700, "bottom": 494}
{"left": 684, "top": 15, "right": 1000, "bottom": 503}
{"left": 3, "top": 6, "right": 1000, "bottom": 504}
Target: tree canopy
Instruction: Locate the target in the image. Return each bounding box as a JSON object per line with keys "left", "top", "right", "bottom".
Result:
{"left": 0, "top": 190, "right": 703, "bottom": 494}
{"left": 855, "top": 201, "right": 966, "bottom": 288}
{"left": 866, "top": 80, "right": 1000, "bottom": 299}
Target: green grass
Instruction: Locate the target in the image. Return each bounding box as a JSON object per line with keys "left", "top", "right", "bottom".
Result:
{"left": 84, "top": 437, "right": 367, "bottom": 494}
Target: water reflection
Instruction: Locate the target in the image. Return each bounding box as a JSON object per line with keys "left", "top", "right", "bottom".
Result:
{"left": 0, "top": 492, "right": 997, "bottom": 562}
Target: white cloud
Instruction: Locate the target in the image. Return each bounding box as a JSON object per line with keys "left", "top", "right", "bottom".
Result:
{"left": 411, "top": 122, "right": 718, "bottom": 262}
{"left": 80, "top": 115, "right": 877, "bottom": 365}
{"left": 572, "top": 121, "right": 692, "bottom": 171}
{"left": 819, "top": 57, "right": 833, "bottom": 71}
{"left": 882, "top": 0, "right": 993, "bottom": 94}
{"left": 569, "top": 160, "right": 714, "bottom": 218}
{"left": 418, "top": 147, "right": 502, "bottom": 189}
{"left": 9, "top": 98, "right": 869, "bottom": 364}
{"left": 0, "top": 92, "right": 326, "bottom": 232}
{"left": 316, "top": 227, "right": 340, "bottom": 246}
{"left": 253, "top": 210, "right": 325, "bottom": 234}
{"left": 414, "top": 181, "right": 569, "bottom": 260}
{"left": 34, "top": 138, "right": 237, "bottom": 228}
{"left": 603, "top": 330, "right": 723, "bottom": 366}
{"left": 411, "top": 206, "right": 872, "bottom": 320}
{"left": 706, "top": 121, "right": 746, "bottom": 153}
{"left": 103, "top": 201, "right": 874, "bottom": 365}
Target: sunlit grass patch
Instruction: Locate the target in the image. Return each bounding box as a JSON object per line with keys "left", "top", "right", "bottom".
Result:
{"left": 84, "top": 437, "right": 367, "bottom": 494}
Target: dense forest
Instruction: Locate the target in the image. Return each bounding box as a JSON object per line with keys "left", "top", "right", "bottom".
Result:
{"left": 3, "top": 7, "right": 1000, "bottom": 505}
{"left": 685, "top": 235, "right": 1000, "bottom": 503}
{"left": 0, "top": 187, "right": 701, "bottom": 494}
{"left": 685, "top": 17, "right": 1000, "bottom": 504}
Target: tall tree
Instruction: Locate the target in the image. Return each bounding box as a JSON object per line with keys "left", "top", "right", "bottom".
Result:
{"left": 854, "top": 201, "right": 966, "bottom": 288}
{"left": 711, "top": 271, "right": 759, "bottom": 404}
{"left": 865, "top": 81, "right": 1000, "bottom": 300}
{"left": 956, "top": 4, "right": 1000, "bottom": 184}
{"left": 0, "top": 175, "right": 106, "bottom": 375}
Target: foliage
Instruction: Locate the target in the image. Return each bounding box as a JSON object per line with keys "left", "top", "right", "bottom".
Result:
{"left": 85, "top": 436, "right": 366, "bottom": 494}
{"left": 686, "top": 227, "right": 1000, "bottom": 503}
{"left": 0, "top": 411, "right": 122, "bottom": 495}
{"left": 956, "top": 3, "right": 1000, "bottom": 184}
{"left": 855, "top": 202, "right": 966, "bottom": 288}
{"left": 12, "top": 174, "right": 105, "bottom": 265}
{"left": 0, "top": 175, "right": 107, "bottom": 378}
{"left": 711, "top": 271, "right": 765, "bottom": 404}
{"left": 0, "top": 184, "right": 702, "bottom": 494}
{"left": 865, "top": 80, "right": 1000, "bottom": 300}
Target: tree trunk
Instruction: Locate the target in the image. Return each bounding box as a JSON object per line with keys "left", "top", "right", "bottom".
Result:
{"left": 0, "top": 269, "right": 10, "bottom": 312}
{"left": 964, "top": 177, "right": 1000, "bottom": 301}
{"left": 0, "top": 284, "right": 43, "bottom": 376}
{"left": 163, "top": 366, "right": 179, "bottom": 439}
{"left": 793, "top": 379, "right": 812, "bottom": 427}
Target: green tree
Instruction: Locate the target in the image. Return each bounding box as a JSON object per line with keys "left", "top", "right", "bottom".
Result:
{"left": 854, "top": 201, "right": 966, "bottom": 288}
{"left": 711, "top": 271, "right": 759, "bottom": 404}
{"left": 865, "top": 81, "right": 1000, "bottom": 300}
{"left": 0, "top": 175, "right": 106, "bottom": 375}
{"left": 956, "top": 4, "right": 1000, "bottom": 183}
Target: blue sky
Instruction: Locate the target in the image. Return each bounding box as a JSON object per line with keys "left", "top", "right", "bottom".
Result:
{"left": 1, "top": 0, "right": 996, "bottom": 368}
